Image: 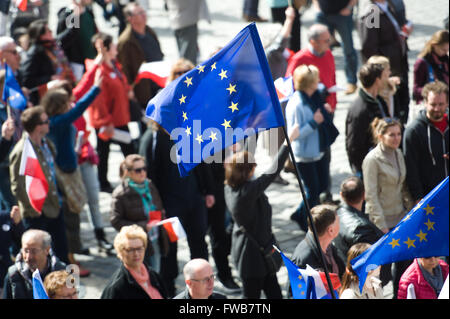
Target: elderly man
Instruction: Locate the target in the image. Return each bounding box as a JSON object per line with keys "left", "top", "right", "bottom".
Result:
{"left": 0, "top": 36, "right": 21, "bottom": 73}
{"left": 174, "top": 258, "right": 226, "bottom": 299}
{"left": 2, "top": 229, "right": 66, "bottom": 299}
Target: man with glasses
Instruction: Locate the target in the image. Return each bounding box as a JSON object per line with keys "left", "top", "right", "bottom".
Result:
{"left": 2, "top": 229, "right": 66, "bottom": 299}
{"left": 9, "top": 106, "right": 70, "bottom": 265}
{"left": 174, "top": 258, "right": 226, "bottom": 299}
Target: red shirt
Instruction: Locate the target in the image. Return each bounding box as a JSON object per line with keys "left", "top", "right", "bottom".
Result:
{"left": 431, "top": 114, "right": 448, "bottom": 134}
{"left": 285, "top": 48, "right": 337, "bottom": 111}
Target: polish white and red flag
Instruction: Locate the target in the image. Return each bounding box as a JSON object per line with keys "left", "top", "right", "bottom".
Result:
{"left": 19, "top": 138, "right": 48, "bottom": 214}
{"left": 134, "top": 61, "right": 171, "bottom": 88}
{"left": 15, "top": 0, "right": 28, "bottom": 11}
{"left": 156, "top": 217, "right": 186, "bottom": 242}
{"left": 274, "top": 76, "right": 294, "bottom": 102}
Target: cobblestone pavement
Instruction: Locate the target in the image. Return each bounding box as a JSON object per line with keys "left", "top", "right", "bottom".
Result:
{"left": 44, "top": 0, "right": 449, "bottom": 299}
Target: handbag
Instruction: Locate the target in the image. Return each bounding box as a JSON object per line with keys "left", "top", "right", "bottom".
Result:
{"left": 239, "top": 226, "right": 282, "bottom": 274}
{"left": 56, "top": 167, "right": 87, "bottom": 214}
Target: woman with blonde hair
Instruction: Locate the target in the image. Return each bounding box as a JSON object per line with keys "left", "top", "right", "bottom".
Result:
{"left": 101, "top": 225, "right": 167, "bottom": 299}
{"left": 285, "top": 64, "right": 338, "bottom": 231}
{"left": 413, "top": 30, "right": 449, "bottom": 103}
{"left": 166, "top": 57, "right": 195, "bottom": 84}
{"left": 340, "top": 243, "right": 384, "bottom": 299}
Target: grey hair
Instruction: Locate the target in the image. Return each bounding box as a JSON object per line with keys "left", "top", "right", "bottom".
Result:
{"left": 22, "top": 229, "right": 52, "bottom": 249}
{"left": 0, "top": 36, "right": 15, "bottom": 51}
{"left": 183, "top": 258, "right": 210, "bottom": 280}
{"left": 307, "top": 24, "right": 329, "bottom": 42}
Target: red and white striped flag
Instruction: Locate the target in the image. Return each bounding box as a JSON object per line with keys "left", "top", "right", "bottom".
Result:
{"left": 134, "top": 61, "right": 170, "bottom": 88}
{"left": 274, "top": 76, "right": 294, "bottom": 102}
{"left": 157, "top": 217, "right": 186, "bottom": 242}
{"left": 15, "top": 0, "right": 28, "bottom": 11}
{"left": 19, "top": 138, "right": 48, "bottom": 214}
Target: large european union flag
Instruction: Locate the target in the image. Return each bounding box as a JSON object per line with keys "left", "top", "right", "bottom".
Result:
{"left": 145, "top": 23, "right": 285, "bottom": 177}
{"left": 351, "top": 177, "right": 449, "bottom": 293}
{"left": 2, "top": 63, "right": 27, "bottom": 111}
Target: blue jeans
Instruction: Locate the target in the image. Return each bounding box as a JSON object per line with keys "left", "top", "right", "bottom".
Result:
{"left": 316, "top": 11, "right": 358, "bottom": 84}
{"left": 293, "top": 156, "right": 330, "bottom": 230}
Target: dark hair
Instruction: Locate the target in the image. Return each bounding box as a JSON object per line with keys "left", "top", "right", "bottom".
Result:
{"left": 27, "top": 19, "right": 48, "bottom": 44}
{"left": 224, "top": 151, "right": 257, "bottom": 188}
{"left": 340, "top": 177, "right": 364, "bottom": 205}
{"left": 41, "top": 89, "right": 70, "bottom": 117}
{"left": 339, "top": 243, "right": 371, "bottom": 296}
{"left": 370, "top": 117, "right": 402, "bottom": 144}
{"left": 358, "top": 63, "right": 384, "bottom": 89}
{"left": 21, "top": 106, "right": 46, "bottom": 133}
{"left": 308, "top": 204, "right": 337, "bottom": 236}
{"left": 91, "top": 32, "right": 113, "bottom": 52}
{"left": 422, "top": 80, "right": 449, "bottom": 102}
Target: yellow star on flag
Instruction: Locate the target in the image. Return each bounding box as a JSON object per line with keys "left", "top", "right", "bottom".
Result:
{"left": 211, "top": 62, "right": 217, "bottom": 71}
{"left": 185, "top": 126, "right": 191, "bottom": 136}
{"left": 195, "top": 134, "right": 204, "bottom": 144}
{"left": 184, "top": 76, "right": 193, "bottom": 87}
{"left": 182, "top": 111, "right": 188, "bottom": 121}
{"left": 404, "top": 237, "right": 416, "bottom": 249}
{"left": 179, "top": 95, "right": 187, "bottom": 105}
{"left": 218, "top": 69, "right": 228, "bottom": 80}
{"left": 424, "top": 219, "right": 435, "bottom": 231}
{"left": 228, "top": 101, "right": 239, "bottom": 113}
{"left": 423, "top": 204, "right": 435, "bottom": 215}
{"left": 226, "top": 83, "right": 237, "bottom": 95}
{"left": 197, "top": 65, "right": 205, "bottom": 73}
{"left": 209, "top": 131, "right": 218, "bottom": 142}
{"left": 416, "top": 229, "right": 428, "bottom": 242}
{"left": 388, "top": 238, "right": 400, "bottom": 249}
{"left": 221, "top": 119, "right": 231, "bottom": 129}
{"left": 298, "top": 284, "right": 302, "bottom": 289}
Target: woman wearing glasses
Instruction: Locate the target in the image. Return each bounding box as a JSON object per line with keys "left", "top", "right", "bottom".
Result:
{"left": 111, "top": 154, "right": 169, "bottom": 272}
{"left": 101, "top": 225, "right": 167, "bottom": 299}
{"left": 362, "top": 117, "right": 414, "bottom": 298}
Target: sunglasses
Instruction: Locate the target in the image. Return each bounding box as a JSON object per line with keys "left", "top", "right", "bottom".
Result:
{"left": 131, "top": 166, "right": 146, "bottom": 173}
{"left": 383, "top": 117, "right": 400, "bottom": 124}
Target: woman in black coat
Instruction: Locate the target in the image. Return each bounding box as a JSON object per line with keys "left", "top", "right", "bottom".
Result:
{"left": 224, "top": 127, "right": 299, "bottom": 299}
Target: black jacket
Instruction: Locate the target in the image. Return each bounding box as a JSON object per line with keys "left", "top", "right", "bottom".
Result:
{"left": 173, "top": 287, "right": 227, "bottom": 299}
{"left": 2, "top": 253, "right": 66, "bottom": 299}
{"left": 345, "top": 88, "right": 389, "bottom": 173}
{"left": 403, "top": 109, "right": 449, "bottom": 201}
{"left": 333, "top": 203, "right": 384, "bottom": 258}
{"left": 100, "top": 263, "right": 168, "bottom": 299}
{"left": 225, "top": 145, "right": 289, "bottom": 279}
{"left": 292, "top": 232, "right": 345, "bottom": 279}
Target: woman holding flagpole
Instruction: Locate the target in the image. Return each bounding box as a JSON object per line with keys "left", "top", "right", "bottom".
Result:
{"left": 110, "top": 154, "right": 169, "bottom": 272}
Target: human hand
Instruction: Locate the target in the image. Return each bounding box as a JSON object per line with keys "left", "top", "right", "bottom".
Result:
{"left": 324, "top": 103, "right": 333, "bottom": 114}
{"left": 94, "top": 69, "right": 104, "bottom": 87}
{"left": 313, "top": 109, "right": 324, "bottom": 124}
{"left": 381, "top": 228, "right": 389, "bottom": 234}
{"left": 288, "top": 124, "right": 300, "bottom": 142}
{"left": 10, "top": 206, "right": 21, "bottom": 225}
{"left": 285, "top": 6, "right": 296, "bottom": 21}
{"left": 339, "top": 7, "right": 352, "bottom": 16}
{"left": 2, "top": 117, "right": 15, "bottom": 141}
{"left": 389, "top": 76, "right": 401, "bottom": 86}
{"left": 205, "top": 195, "right": 215, "bottom": 208}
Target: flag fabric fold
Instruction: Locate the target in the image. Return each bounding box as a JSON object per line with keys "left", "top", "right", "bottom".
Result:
{"left": 2, "top": 62, "right": 27, "bottom": 111}
{"left": 19, "top": 138, "right": 49, "bottom": 214}
{"left": 145, "top": 23, "right": 285, "bottom": 177}
{"left": 134, "top": 61, "right": 170, "bottom": 87}
{"left": 32, "top": 269, "right": 49, "bottom": 299}
{"left": 351, "top": 177, "right": 449, "bottom": 293}
{"left": 15, "top": 0, "right": 28, "bottom": 11}
{"left": 274, "top": 76, "right": 294, "bottom": 102}
{"left": 156, "top": 217, "right": 186, "bottom": 242}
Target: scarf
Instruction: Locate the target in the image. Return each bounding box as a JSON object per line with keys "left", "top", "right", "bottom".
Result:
{"left": 127, "top": 178, "right": 156, "bottom": 218}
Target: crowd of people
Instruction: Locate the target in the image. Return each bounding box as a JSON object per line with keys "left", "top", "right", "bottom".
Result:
{"left": 0, "top": 0, "right": 448, "bottom": 300}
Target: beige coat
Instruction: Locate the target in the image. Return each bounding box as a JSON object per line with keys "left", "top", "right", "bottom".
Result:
{"left": 362, "top": 143, "right": 414, "bottom": 230}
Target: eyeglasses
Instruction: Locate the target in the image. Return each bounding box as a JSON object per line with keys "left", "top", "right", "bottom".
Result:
{"left": 123, "top": 246, "right": 145, "bottom": 254}
{"left": 190, "top": 274, "right": 215, "bottom": 284}
{"left": 131, "top": 166, "right": 146, "bottom": 174}
{"left": 22, "top": 248, "right": 43, "bottom": 255}
{"left": 38, "top": 119, "right": 50, "bottom": 125}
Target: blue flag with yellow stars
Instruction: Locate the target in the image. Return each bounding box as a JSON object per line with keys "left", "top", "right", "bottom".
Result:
{"left": 145, "top": 23, "right": 285, "bottom": 177}
{"left": 2, "top": 62, "right": 27, "bottom": 111}
{"left": 351, "top": 177, "right": 449, "bottom": 293}
{"left": 279, "top": 249, "right": 311, "bottom": 299}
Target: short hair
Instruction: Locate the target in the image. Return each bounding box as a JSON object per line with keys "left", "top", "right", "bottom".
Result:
{"left": 307, "top": 24, "right": 329, "bottom": 42}
{"left": 293, "top": 64, "right": 319, "bottom": 92}
{"left": 370, "top": 117, "right": 402, "bottom": 144}
{"left": 422, "top": 81, "right": 449, "bottom": 102}
{"left": 358, "top": 63, "right": 384, "bottom": 89}
{"left": 309, "top": 204, "right": 337, "bottom": 236}
{"left": 43, "top": 270, "right": 71, "bottom": 299}
{"left": 123, "top": 2, "right": 141, "bottom": 18}
{"left": 224, "top": 151, "right": 257, "bottom": 188}
{"left": 367, "top": 55, "right": 390, "bottom": 70}
{"left": 340, "top": 177, "right": 365, "bottom": 205}
{"left": 114, "top": 224, "right": 148, "bottom": 256}
{"left": 27, "top": 19, "right": 48, "bottom": 44}
{"left": 119, "top": 154, "right": 146, "bottom": 179}
{"left": 0, "top": 36, "right": 15, "bottom": 50}
{"left": 22, "top": 229, "right": 52, "bottom": 249}
{"left": 41, "top": 88, "right": 70, "bottom": 117}
{"left": 91, "top": 32, "right": 113, "bottom": 52}
{"left": 183, "top": 258, "right": 210, "bottom": 280}
{"left": 20, "top": 106, "right": 46, "bottom": 133}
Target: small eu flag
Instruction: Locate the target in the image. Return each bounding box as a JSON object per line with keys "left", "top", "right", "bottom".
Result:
{"left": 351, "top": 177, "right": 449, "bottom": 293}
{"left": 145, "top": 23, "right": 285, "bottom": 177}
{"left": 32, "top": 269, "right": 49, "bottom": 299}
{"left": 2, "top": 62, "right": 27, "bottom": 111}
